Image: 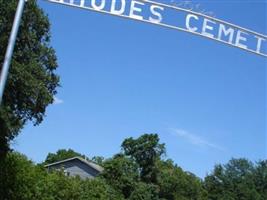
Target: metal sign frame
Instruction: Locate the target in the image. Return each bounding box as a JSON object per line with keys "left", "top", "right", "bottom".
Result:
{"left": 45, "top": 0, "right": 267, "bottom": 57}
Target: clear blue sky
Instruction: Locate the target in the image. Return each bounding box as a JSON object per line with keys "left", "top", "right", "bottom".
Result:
{"left": 13, "top": 0, "right": 266, "bottom": 178}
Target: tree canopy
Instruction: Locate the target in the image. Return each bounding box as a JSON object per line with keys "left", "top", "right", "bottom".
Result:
{"left": 122, "top": 134, "right": 165, "bottom": 184}
{"left": 204, "top": 158, "right": 267, "bottom": 200}
{"left": 0, "top": 152, "right": 122, "bottom": 200}
{"left": 0, "top": 134, "right": 266, "bottom": 200}
{"left": 0, "top": 0, "right": 59, "bottom": 158}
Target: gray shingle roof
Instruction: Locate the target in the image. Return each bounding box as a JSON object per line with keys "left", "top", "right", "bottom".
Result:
{"left": 44, "top": 156, "right": 103, "bottom": 172}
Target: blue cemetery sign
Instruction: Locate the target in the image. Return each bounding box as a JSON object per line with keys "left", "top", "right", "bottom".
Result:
{"left": 0, "top": 0, "right": 266, "bottom": 104}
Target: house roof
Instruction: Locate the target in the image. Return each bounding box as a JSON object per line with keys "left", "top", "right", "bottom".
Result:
{"left": 44, "top": 156, "right": 104, "bottom": 172}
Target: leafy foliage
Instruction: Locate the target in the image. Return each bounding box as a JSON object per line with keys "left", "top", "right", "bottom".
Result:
{"left": 0, "top": 152, "right": 122, "bottom": 200}
{"left": 253, "top": 161, "right": 267, "bottom": 200}
{"left": 157, "top": 159, "right": 205, "bottom": 200}
{"left": 0, "top": 0, "right": 59, "bottom": 158}
{"left": 91, "top": 156, "right": 105, "bottom": 166}
{"left": 128, "top": 182, "right": 160, "bottom": 200}
{"left": 101, "top": 154, "right": 139, "bottom": 198}
{"left": 122, "top": 134, "right": 165, "bottom": 183}
{"left": 0, "top": 152, "right": 41, "bottom": 200}
{"left": 100, "top": 134, "right": 206, "bottom": 199}
{"left": 80, "top": 177, "right": 124, "bottom": 200}
{"left": 204, "top": 158, "right": 266, "bottom": 200}
{"left": 0, "top": 134, "right": 266, "bottom": 200}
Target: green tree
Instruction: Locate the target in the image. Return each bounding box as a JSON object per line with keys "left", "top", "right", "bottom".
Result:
{"left": 0, "top": 151, "right": 122, "bottom": 200}
{"left": 0, "top": 152, "right": 47, "bottom": 200}
{"left": 0, "top": 0, "right": 59, "bottom": 158}
{"left": 129, "top": 182, "right": 160, "bottom": 200}
{"left": 80, "top": 178, "right": 124, "bottom": 200}
{"left": 43, "top": 149, "right": 84, "bottom": 165}
{"left": 92, "top": 156, "right": 105, "bottom": 166}
{"left": 121, "top": 134, "right": 165, "bottom": 184}
{"left": 157, "top": 159, "right": 205, "bottom": 200}
{"left": 204, "top": 158, "right": 263, "bottom": 200}
{"left": 101, "top": 153, "right": 139, "bottom": 198}
{"left": 253, "top": 160, "right": 267, "bottom": 200}
{"left": 36, "top": 171, "right": 83, "bottom": 200}
{"left": 2, "top": 137, "right": 266, "bottom": 200}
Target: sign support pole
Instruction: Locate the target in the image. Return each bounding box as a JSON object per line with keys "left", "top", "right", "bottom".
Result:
{"left": 0, "top": 0, "right": 26, "bottom": 105}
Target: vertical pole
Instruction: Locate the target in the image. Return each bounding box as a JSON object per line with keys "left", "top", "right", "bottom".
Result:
{"left": 0, "top": 0, "right": 26, "bottom": 105}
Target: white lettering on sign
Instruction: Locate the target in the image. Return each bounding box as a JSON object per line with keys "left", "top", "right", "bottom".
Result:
{"left": 186, "top": 14, "right": 198, "bottom": 32}
{"left": 91, "top": 0, "right": 105, "bottom": 11}
{"left": 80, "top": 0, "right": 85, "bottom": 7}
{"left": 202, "top": 18, "right": 216, "bottom": 38}
{"left": 255, "top": 36, "right": 266, "bottom": 54}
{"left": 129, "top": 1, "right": 144, "bottom": 20}
{"left": 218, "top": 24, "right": 234, "bottom": 44}
{"left": 149, "top": 5, "right": 164, "bottom": 23}
{"left": 46, "top": 0, "right": 267, "bottom": 57}
{"left": 235, "top": 30, "right": 248, "bottom": 49}
{"left": 111, "top": 0, "right": 125, "bottom": 15}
